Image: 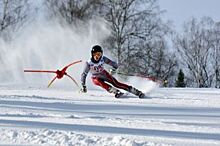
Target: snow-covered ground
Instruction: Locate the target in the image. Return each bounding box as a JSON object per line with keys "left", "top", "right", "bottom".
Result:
{"left": 0, "top": 84, "right": 220, "bottom": 146}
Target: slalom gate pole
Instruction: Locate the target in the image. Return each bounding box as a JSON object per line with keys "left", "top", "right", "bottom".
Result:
{"left": 24, "top": 60, "right": 82, "bottom": 88}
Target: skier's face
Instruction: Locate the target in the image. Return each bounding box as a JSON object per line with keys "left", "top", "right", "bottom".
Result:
{"left": 93, "top": 52, "right": 102, "bottom": 61}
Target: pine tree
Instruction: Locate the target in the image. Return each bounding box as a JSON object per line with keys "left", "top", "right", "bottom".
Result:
{"left": 176, "top": 69, "right": 186, "bottom": 87}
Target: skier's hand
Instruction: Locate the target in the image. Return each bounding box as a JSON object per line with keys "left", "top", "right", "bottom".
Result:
{"left": 81, "top": 85, "right": 87, "bottom": 93}
{"left": 109, "top": 68, "right": 117, "bottom": 75}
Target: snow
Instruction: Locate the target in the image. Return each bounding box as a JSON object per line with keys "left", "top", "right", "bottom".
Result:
{"left": 0, "top": 84, "right": 220, "bottom": 146}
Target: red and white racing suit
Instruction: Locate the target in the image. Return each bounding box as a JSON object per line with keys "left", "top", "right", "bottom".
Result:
{"left": 81, "top": 56, "right": 131, "bottom": 92}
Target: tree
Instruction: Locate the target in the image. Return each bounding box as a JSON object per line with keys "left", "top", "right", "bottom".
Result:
{"left": 146, "top": 38, "right": 177, "bottom": 81}
{"left": 173, "top": 17, "right": 214, "bottom": 87}
{"left": 102, "top": 0, "right": 161, "bottom": 62}
{"left": 0, "top": 0, "right": 30, "bottom": 40}
{"left": 211, "top": 22, "right": 220, "bottom": 88}
{"left": 44, "top": 0, "right": 102, "bottom": 25}
{"left": 102, "top": 0, "right": 176, "bottom": 81}
{"left": 175, "top": 69, "right": 186, "bottom": 87}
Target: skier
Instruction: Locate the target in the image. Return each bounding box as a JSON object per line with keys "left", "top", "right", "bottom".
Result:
{"left": 80, "top": 45, "right": 145, "bottom": 98}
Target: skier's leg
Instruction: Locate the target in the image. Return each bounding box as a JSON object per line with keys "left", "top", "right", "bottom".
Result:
{"left": 103, "top": 70, "right": 131, "bottom": 91}
{"left": 103, "top": 71, "right": 145, "bottom": 98}
{"left": 92, "top": 77, "right": 123, "bottom": 98}
{"left": 92, "top": 77, "right": 111, "bottom": 91}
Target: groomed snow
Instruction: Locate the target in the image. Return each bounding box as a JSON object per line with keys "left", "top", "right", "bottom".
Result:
{"left": 0, "top": 84, "right": 220, "bottom": 146}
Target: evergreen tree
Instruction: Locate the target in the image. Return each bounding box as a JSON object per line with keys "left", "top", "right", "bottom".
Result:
{"left": 176, "top": 69, "right": 186, "bottom": 87}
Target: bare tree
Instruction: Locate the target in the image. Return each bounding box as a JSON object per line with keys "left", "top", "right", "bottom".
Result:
{"left": 101, "top": 0, "right": 175, "bottom": 81}
{"left": 102, "top": 0, "right": 160, "bottom": 63}
{"left": 150, "top": 39, "right": 177, "bottom": 80}
{"left": 44, "top": 0, "right": 102, "bottom": 25}
{"left": 211, "top": 22, "right": 220, "bottom": 88}
{"left": 0, "top": 0, "right": 30, "bottom": 40}
{"left": 174, "top": 17, "right": 215, "bottom": 87}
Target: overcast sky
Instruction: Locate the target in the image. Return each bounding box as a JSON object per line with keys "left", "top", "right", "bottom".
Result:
{"left": 159, "top": 0, "right": 220, "bottom": 31}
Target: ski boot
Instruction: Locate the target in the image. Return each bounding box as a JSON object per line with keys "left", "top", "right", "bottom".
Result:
{"left": 108, "top": 87, "right": 124, "bottom": 98}
{"left": 129, "top": 87, "right": 145, "bottom": 98}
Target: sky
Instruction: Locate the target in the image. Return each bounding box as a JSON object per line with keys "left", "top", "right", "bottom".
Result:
{"left": 159, "top": 0, "right": 220, "bottom": 31}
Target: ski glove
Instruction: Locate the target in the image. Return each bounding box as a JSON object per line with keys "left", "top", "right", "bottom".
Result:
{"left": 109, "top": 68, "right": 117, "bottom": 75}
{"left": 81, "top": 85, "right": 87, "bottom": 93}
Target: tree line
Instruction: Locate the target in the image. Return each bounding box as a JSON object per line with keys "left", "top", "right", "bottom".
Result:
{"left": 1, "top": 0, "right": 220, "bottom": 88}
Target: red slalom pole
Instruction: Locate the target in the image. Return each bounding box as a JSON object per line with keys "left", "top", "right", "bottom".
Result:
{"left": 24, "top": 60, "right": 82, "bottom": 88}
{"left": 24, "top": 70, "right": 56, "bottom": 73}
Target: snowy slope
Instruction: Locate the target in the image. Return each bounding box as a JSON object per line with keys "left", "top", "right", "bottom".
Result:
{"left": 0, "top": 85, "right": 220, "bottom": 146}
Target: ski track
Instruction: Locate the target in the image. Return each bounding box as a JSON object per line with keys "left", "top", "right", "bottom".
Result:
{"left": 0, "top": 86, "right": 220, "bottom": 146}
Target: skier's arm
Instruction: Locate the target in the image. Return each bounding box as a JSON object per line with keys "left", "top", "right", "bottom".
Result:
{"left": 81, "top": 62, "right": 90, "bottom": 92}
{"left": 103, "top": 56, "right": 118, "bottom": 69}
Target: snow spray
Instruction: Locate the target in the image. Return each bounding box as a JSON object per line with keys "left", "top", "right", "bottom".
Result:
{"left": 0, "top": 18, "right": 111, "bottom": 89}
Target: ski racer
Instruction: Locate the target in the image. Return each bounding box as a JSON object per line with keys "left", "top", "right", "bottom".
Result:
{"left": 80, "top": 45, "right": 145, "bottom": 98}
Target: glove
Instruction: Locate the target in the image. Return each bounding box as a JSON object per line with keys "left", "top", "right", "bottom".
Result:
{"left": 109, "top": 68, "right": 117, "bottom": 75}
{"left": 81, "top": 85, "right": 87, "bottom": 93}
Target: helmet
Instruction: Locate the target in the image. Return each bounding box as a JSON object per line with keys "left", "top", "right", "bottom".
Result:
{"left": 91, "top": 45, "right": 103, "bottom": 55}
